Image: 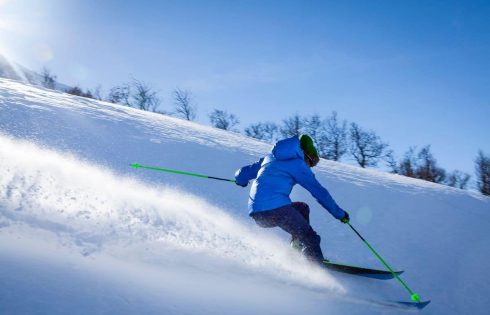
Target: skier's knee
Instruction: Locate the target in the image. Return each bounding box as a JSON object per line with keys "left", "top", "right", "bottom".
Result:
{"left": 293, "top": 202, "right": 310, "bottom": 220}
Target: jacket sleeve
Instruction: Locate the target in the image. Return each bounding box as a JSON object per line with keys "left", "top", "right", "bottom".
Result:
{"left": 292, "top": 162, "right": 345, "bottom": 220}
{"left": 234, "top": 158, "right": 264, "bottom": 186}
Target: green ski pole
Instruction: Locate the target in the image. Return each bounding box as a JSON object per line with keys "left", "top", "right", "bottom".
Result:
{"left": 346, "top": 222, "right": 421, "bottom": 303}
{"left": 130, "top": 163, "right": 236, "bottom": 183}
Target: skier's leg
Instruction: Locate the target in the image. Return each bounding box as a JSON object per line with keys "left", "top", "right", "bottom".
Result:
{"left": 274, "top": 205, "right": 324, "bottom": 264}
{"left": 290, "top": 202, "right": 310, "bottom": 249}
{"left": 250, "top": 204, "right": 323, "bottom": 264}
{"left": 250, "top": 210, "right": 279, "bottom": 228}
{"left": 251, "top": 205, "right": 307, "bottom": 228}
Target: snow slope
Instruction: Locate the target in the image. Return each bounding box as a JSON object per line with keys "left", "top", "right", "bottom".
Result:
{"left": 1, "top": 78, "right": 489, "bottom": 314}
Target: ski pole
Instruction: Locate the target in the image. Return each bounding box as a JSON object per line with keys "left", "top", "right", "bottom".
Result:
{"left": 346, "top": 222, "right": 421, "bottom": 303}
{"left": 130, "top": 163, "right": 236, "bottom": 183}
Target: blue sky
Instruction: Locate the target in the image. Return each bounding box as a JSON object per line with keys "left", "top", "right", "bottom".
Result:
{"left": 1, "top": 0, "right": 489, "bottom": 177}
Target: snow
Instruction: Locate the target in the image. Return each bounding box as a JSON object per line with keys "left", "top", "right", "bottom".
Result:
{"left": 1, "top": 77, "right": 489, "bottom": 314}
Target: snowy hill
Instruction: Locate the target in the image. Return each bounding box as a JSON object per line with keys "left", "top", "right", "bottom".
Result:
{"left": 0, "top": 78, "right": 489, "bottom": 315}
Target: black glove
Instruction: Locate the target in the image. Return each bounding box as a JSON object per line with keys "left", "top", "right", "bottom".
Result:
{"left": 340, "top": 211, "right": 350, "bottom": 224}
{"left": 235, "top": 180, "right": 248, "bottom": 187}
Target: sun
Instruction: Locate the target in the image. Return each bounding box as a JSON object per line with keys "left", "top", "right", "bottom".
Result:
{"left": 0, "top": 0, "right": 55, "bottom": 64}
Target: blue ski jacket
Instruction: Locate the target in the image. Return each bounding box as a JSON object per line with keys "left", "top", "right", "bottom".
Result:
{"left": 235, "top": 136, "right": 346, "bottom": 220}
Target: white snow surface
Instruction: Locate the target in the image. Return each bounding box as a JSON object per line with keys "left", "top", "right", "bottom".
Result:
{"left": 0, "top": 78, "right": 489, "bottom": 314}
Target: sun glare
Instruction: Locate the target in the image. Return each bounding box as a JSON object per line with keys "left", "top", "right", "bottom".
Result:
{"left": 0, "top": 0, "right": 57, "bottom": 64}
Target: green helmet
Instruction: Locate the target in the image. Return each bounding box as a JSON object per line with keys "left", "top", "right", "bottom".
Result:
{"left": 299, "top": 134, "right": 319, "bottom": 166}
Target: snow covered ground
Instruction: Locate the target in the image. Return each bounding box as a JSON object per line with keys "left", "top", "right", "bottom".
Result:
{"left": 0, "top": 78, "right": 489, "bottom": 314}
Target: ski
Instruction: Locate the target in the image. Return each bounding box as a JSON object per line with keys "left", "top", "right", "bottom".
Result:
{"left": 329, "top": 291, "right": 431, "bottom": 311}
{"left": 367, "top": 298, "right": 431, "bottom": 310}
{"left": 323, "top": 260, "right": 404, "bottom": 280}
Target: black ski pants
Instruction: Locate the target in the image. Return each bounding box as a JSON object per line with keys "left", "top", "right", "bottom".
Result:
{"left": 250, "top": 202, "right": 324, "bottom": 264}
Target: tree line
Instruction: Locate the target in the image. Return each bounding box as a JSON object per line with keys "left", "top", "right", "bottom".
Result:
{"left": 40, "top": 68, "right": 490, "bottom": 196}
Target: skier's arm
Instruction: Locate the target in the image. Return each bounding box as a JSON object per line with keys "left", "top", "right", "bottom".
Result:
{"left": 234, "top": 158, "right": 264, "bottom": 187}
{"left": 293, "top": 162, "right": 345, "bottom": 220}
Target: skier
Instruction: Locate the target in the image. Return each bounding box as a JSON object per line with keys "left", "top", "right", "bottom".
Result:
{"left": 234, "top": 134, "right": 349, "bottom": 265}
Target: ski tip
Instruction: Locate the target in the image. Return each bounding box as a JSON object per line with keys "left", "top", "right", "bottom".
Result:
{"left": 131, "top": 162, "right": 141, "bottom": 168}
{"left": 365, "top": 298, "right": 431, "bottom": 311}
{"left": 398, "top": 300, "right": 431, "bottom": 309}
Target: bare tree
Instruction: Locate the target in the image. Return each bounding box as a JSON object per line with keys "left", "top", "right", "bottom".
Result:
{"left": 65, "top": 85, "right": 93, "bottom": 98}
{"left": 66, "top": 86, "right": 83, "bottom": 96}
{"left": 446, "top": 170, "right": 471, "bottom": 189}
{"left": 41, "top": 67, "right": 57, "bottom": 89}
{"left": 259, "top": 122, "right": 278, "bottom": 142}
{"left": 395, "top": 146, "right": 448, "bottom": 185}
{"left": 349, "top": 123, "right": 390, "bottom": 168}
{"left": 397, "top": 147, "right": 417, "bottom": 177}
{"left": 173, "top": 88, "right": 197, "bottom": 121}
{"left": 414, "top": 145, "right": 446, "bottom": 183}
{"left": 245, "top": 122, "right": 278, "bottom": 143}
{"left": 303, "top": 114, "right": 323, "bottom": 143}
{"left": 84, "top": 89, "right": 93, "bottom": 99}
{"left": 131, "top": 79, "right": 161, "bottom": 111}
{"left": 384, "top": 149, "right": 397, "bottom": 173}
{"left": 475, "top": 150, "right": 490, "bottom": 196}
{"left": 209, "top": 109, "right": 239, "bottom": 131}
{"left": 280, "top": 114, "right": 304, "bottom": 138}
{"left": 93, "top": 84, "right": 103, "bottom": 101}
{"left": 106, "top": 79, "right": 161, "bottom": 112}
{"left": 107, "top": 84, "right": 131, "bottom": 106}
{"left": 319, "top": 111, "right": 348, "bottom": 161}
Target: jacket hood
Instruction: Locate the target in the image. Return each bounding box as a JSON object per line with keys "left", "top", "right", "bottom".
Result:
{"left": 272, "top": 136, "right": 304, "bottom": 161}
